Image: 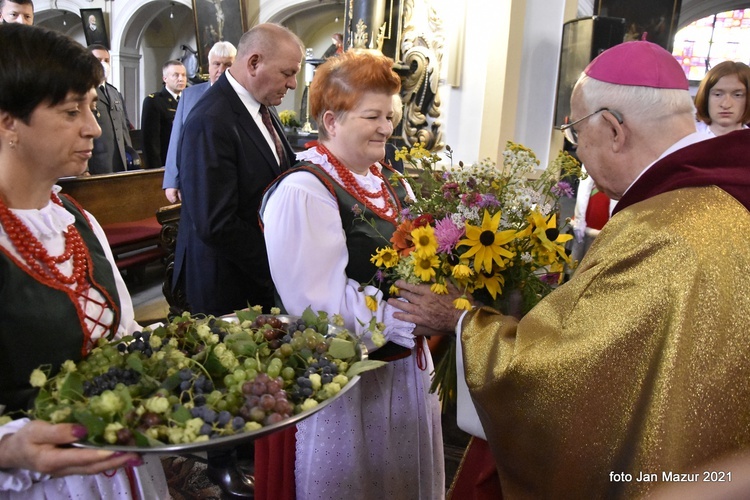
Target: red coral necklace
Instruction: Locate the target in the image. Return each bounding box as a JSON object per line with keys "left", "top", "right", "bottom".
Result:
{"left": 317, "top": 143, "right": 400, "bottom": 224}
{"left": 0, "top": 193, "right": 90, "bottom": 292}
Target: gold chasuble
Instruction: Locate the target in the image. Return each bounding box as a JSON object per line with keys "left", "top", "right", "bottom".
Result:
{"left": 462, "top": 186, "right": 750, "bottom": 498}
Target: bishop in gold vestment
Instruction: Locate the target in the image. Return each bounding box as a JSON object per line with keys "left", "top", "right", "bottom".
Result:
{"left": 391, "top": 41, "right": 750, "bottom": 498}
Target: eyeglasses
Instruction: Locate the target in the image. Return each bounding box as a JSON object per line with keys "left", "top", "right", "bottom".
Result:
{"left": 560, "top": 108, "right": 623, "bottom": 146}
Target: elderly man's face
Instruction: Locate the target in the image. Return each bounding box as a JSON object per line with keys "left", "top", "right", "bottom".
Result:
{"left": 208, "top": 54, "right": 234, "bottom": 85}
{"left": 1, "top": 1, "right": 34, "bottom": 24}
{"left": 569, "top": 90, "right": 624, "bottom": 200}
{"left": 247, "top": 39, "right": 302, "bottom": 107}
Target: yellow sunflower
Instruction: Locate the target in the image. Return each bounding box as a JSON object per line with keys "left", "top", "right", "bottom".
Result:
{"left": 389, "top": 284, "right": 400, "bottom": 296}
{"left": 413, "top": 254, "right": 440, "bottom": 281}
{"left": 474, "top": 270, "right": 504, "bottom": 300}
{"left": 411, "top": 225, "right": 438, "bottom": 257}
{"left": 524, "top": 211, "right": 573, "bottom": 263}
{"left": 370, "top": 247, "right": 400, "bottom": 268}
{"left": 453, "top": 296, "right": 473, "bottom": 311}
{"left": 365, "top": 295, "right": 378, "bottom": 312}
{"left": 458, "top": 210, "right": 516, "bottom": 272}
{"left": 451, "top": 262, "right": 473, "bottom": 279}
{"left": 430, "top": 282, "right": 448, "bottom": 295}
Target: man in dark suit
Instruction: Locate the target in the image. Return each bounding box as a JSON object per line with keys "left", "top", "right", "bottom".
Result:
{"left": 174, "top": 23, "right": 302, "bottom": 316}
{"left": 140, "top": 60, "right": 185, "bottom": 168}
{"left": 173, "top": 23, "right": 303, "bottom": 497}
{"left": 88, "top": 45, "right": 133, "bottom": 174}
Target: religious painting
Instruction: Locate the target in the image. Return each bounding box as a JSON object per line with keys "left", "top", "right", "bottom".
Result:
{"left": 596, "top": 0, "right": 682, "bottom": 52}
{"left": 80, "top": 8, "right": 109, "bottom": 49}
{"left": 192, "top": 0, "right": 246, "bottom": 74}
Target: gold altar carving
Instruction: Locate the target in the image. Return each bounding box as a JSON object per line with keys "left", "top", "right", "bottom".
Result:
{"left": 399, "top": 0, "right": 444, "bottom": 151}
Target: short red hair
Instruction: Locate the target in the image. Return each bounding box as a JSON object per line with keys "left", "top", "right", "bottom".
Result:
{"left": 310, "top": 50, "right": 401, "bottom": 139}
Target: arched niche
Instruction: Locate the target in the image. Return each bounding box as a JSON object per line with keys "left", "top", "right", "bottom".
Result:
{"left": 247, "top": 1, "right": 347, "bottom": 116}
{"left": 115, "top": 0, "right": 195, "bottom": 126}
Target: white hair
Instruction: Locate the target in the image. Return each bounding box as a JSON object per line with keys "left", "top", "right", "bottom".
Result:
{"left": 209, "top": 41, "right": 237, "bottom": 61}
{"left": 576, "top": 75, "right": 695, "bottom": 124}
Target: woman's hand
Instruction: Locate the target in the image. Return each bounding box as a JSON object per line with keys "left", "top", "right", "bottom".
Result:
{"left": 0, "top": 421, "right": 142, "bottom": 477}
{"left": 388, "top": 280, "right": 472, "bottom": 334}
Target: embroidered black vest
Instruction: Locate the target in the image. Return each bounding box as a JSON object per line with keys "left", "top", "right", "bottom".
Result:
{"left": 0, "top": 196, "right": 121, "bottom": 414}
{"left": 264, "top": 162, "right": 411, "bottom": 361}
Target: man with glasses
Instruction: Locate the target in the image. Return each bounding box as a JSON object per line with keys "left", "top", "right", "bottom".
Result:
{"left": 389, "top": 41, "right": 750, "bottom": 497}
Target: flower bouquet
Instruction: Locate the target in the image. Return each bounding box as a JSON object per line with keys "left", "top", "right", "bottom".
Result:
{"left": 278, "top": 109, "right": 301, "bottom": 129}
{"left": 23, "top": 307, "right": 385, "bottom": 450}
{"left": 370, "top": 142, "right": 582, "bottom": 410}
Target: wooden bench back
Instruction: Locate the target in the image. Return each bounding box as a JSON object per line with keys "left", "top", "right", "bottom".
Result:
{"left": 57, "top": 168, "right": 166, "bottom": 225}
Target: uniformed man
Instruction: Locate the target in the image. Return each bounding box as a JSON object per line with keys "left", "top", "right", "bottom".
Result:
{"left": 140, "top": 60, "right": 186, "bottom": 169}
{"left": 88, "top": 44, "right": 133, "bottom": 174}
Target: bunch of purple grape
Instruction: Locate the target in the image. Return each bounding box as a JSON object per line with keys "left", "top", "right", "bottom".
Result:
{"left": 176, "top": 368, "right": 215, "bottom": 407}
{"left": 82, "top": 366, "right": 141, "bottom": 397}
{"left": 190, "top": 406, "right": 245, "bottom": 437}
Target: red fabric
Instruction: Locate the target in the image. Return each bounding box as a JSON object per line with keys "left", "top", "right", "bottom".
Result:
{"left": 113, "top": 247, "right": 165, "bottom": 270}
{"left": 254, "top": 426, "right": 296, "bottom": 500}
{"left": 585, "top": 191, "right": 610, "bottom": 230}
{"left": 449, "top": 437, "right": 503, "bottom": 500}
{"left": 614, "top": 130, "right": 750, "bottom": 215}
{"left": 103, "top": 217, "right": 161, "bottom": 246}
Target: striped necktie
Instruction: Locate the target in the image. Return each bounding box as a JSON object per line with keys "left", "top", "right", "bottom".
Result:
{"left": 259, "top": 104, "right": 286, "bottom": 168}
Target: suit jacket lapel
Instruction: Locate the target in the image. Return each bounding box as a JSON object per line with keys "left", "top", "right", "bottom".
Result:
{"left": 216, "top": 76, "right": 281, "bottom": 175}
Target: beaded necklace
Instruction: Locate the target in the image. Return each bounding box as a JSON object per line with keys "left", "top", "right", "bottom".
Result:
{"left": 316, "top": 143, "right": 401, "bottom": 225}
{"left": 0, "top": 192, "right": 90, "bottom": 292}
{"left": 0, "top": 192, "right": 104, "bottom": 353}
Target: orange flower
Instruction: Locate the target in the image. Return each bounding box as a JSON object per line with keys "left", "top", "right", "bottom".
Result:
{"left": 391, "top": 219, "right": 415, "bottom": 256}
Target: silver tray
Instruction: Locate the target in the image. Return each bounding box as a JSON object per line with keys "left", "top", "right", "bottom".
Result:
{"left": 71, "top": 315, "right": 368, "bottom": 454}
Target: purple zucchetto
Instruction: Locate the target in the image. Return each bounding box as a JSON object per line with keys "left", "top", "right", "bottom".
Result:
{"left": 584, "top": 41, "right": 688, "bottom": 90}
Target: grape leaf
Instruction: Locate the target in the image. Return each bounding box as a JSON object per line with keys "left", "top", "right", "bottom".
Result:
{"left": 345, "top": 360, "right": 387, "bottom": 378}
{"left": 161, "top": 371, "right": 182, "bottom": 392}
{"left": 171, "top": 405, "right": 191, "bottom": 424}
{"left": 134, "top": 430, "right": 165, "bottom": 447}
{"left": 236, "top": 308, "right": 260, "bottom": 323}
{"left": 126, "top": 355, "right": 144, "bottom": 373}
{"left": 203, "top": 347, "right": 229, "bottom": 378}
{"left": 301, "top": 307, "right": 329, "bottom": 334}
{"left": 73, "top": 410, "right": 106, "bottom": 439}
{"left": 59, "top": 372, "right": 84, "bottom": 401}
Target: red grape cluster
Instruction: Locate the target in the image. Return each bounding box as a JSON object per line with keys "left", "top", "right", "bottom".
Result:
{"left": 239, "top": 372, "right": 293, "bottom": 426}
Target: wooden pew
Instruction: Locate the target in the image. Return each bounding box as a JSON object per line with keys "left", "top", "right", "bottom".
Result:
{"left": 56, "top": 169, "right": 170, "bottom": 276}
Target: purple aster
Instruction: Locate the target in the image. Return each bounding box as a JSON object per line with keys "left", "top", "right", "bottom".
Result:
{"left": 375, "top": 269, "right": 386, "bottom": 284}
{"left": 434, "top": 216, "right": 465, "bottom": 253}
{"left": 400, "top": 207, "right": 414, "bottom": 220}
{"left": 540, "top": 273, "right": 561, "bottom": 285}
{"left": 478, "top": 194, "right": 500, "bottom": 208}
{"left": 551, "top": 181, "right": 575, "bottom": 198}
{"left": 460, "top": 192, "right": 482, "bottom": 208}
{"left": 351, "top": 204, "right": 363, "bottom": 216}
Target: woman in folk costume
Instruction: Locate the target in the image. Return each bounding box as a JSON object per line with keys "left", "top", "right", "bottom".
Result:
{"left": 0, "top": 24, "right": 167, "bottom": 498}
{"left": 260, "top": 50, "right": 444, "bottom": 499}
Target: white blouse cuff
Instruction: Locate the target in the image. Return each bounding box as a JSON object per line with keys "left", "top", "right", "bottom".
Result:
{"left": 383, "top": 300, "right": 416, "bottom": 349}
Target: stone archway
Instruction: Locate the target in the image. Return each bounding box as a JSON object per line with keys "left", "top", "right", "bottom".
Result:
{"left": 113, "top": 0, "right": 195, "bottom": 126}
